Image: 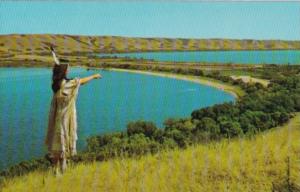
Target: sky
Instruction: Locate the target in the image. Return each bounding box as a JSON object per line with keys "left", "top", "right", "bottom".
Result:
{"left": 0, "top": 1, "right": 299, "bottom": 40}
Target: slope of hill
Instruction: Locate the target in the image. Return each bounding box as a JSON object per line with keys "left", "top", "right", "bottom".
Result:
{"left": 2, "top": 113, "right": 299, "bottom": 192}
{"left": 1, "top": 34, "right": 299, "bottom": 56}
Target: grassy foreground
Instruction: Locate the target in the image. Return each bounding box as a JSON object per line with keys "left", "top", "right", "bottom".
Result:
{"left": 2, "top": 113, "right": 299, "bottom": 192}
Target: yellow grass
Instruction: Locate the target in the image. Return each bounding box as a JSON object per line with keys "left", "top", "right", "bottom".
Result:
{"left": 2, "top": 113, "right": 300, "bottom": 192}
{"left": 10, "top": 55, "right": 53, "bottom": 62}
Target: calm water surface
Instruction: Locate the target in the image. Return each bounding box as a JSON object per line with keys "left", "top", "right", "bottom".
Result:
{"left": 98, "top": 50, "right": 300, "bottom": 64}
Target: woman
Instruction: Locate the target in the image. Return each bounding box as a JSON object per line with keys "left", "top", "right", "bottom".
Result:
{"left": 45, "top": 46, "right": 102, "bottom": 175}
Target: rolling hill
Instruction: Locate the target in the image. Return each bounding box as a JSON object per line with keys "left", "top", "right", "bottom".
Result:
{"left": 1, "top": 34, "right": 299, "bottom": 56}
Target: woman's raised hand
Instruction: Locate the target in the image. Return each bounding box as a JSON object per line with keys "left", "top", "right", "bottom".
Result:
{"left": 93, "top": 73, "right": 102, "bottom": 79}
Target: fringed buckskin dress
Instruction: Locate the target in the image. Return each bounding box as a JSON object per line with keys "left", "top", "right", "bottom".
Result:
{"left": 45, "top": 77, "right": 81, "bottom": 159}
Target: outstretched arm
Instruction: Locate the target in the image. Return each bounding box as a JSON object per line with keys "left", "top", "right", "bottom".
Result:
{"left": 79, "top": 74, "right": 102, "bottom": 85}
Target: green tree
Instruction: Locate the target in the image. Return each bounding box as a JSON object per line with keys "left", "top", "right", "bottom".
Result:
{"left": 195, "top": 117, "right": 220, "bottom": 136}
{"left": 127, "top": 121, "right": 158, "bottom": 138}
{"left": 220, "top": 121, "right": 243, "bottom": 137}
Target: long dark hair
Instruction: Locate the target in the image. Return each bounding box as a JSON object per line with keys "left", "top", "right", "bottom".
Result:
{"left": 52, "top": 64, "right": 69, "bottom": 93}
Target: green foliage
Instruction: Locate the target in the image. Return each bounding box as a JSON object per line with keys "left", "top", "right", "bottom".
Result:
{"left": 194, "top": 117, "right": 220, "bottom": 136}
{"left": 0, "top": 157, "right": 51, "bottom": 182}
{"left": 122, "top": 134, "right": 161, "bottom": 155}
{"left": 219, "top": 121, "right": 243, "bottom": 137}
{"left": 127, "top": 121, "right": 158, "bottom": 138}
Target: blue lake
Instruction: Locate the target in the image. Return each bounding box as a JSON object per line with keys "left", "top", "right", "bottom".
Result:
{"left": 0, "top": 67, "right": 234, "bottom": 171}
{"left": 98, "top": 50, "right": 300, "bottom": 65}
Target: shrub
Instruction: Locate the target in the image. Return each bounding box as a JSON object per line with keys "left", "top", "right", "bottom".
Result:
{"left": 126, "top": 121, "right": 158, "bottom": 138}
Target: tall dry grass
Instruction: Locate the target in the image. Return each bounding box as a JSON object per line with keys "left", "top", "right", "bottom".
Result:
{"left": 2, "top": 114, "right": 300, "bottom": 192}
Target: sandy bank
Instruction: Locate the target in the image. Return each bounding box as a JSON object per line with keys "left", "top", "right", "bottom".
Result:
{"left": 81, "top": 66, "right": 244, "bottom": 98}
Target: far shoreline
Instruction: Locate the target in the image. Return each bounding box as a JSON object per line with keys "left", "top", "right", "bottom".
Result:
{"left": 79, "top": 66, "right": 243, "bottom": 98}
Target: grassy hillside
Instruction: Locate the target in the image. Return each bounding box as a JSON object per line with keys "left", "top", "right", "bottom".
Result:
{"left": 2, "top": 113, "right": 299, "bottom": 192}
{"left": 1, "top": 34, "right": 299, "bottom": 56}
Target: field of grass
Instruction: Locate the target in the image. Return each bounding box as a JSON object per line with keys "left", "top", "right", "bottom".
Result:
{"left": 2, "top": 113, "right": 299, "bottom": 192}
